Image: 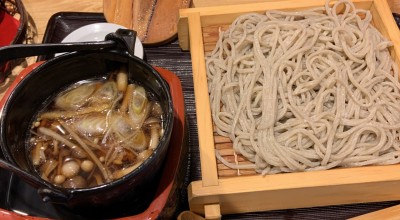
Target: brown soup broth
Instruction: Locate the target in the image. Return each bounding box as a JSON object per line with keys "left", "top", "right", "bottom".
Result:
{"left": 28, "top": 73, "right": 164, "bottom": 189}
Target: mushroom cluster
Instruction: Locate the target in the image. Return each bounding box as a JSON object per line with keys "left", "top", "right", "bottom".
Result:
{"left": 29, "top": 67, "right": 164, "bottom": 188}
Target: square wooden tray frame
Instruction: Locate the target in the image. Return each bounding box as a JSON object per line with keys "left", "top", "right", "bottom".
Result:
{"left": 178, "top": 0, "right": 400, "bottom": 219}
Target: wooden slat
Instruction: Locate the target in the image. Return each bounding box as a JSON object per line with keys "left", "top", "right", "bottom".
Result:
{"left": 370, "top": 0, "right": 400, "bottom": 73}
{"left": 191, "top": 0, "right": 400, "bottom": 14}
{"left": 189, "top": 164, "right": 400, "bottom": 215}
{"left": 180, "top": 0, "right": 373, "bottom": 26}
{"left": 192, "top": 0, "right": 288, "bottom": 8}
{"left": 349, "top": 204, "right": 400, "bottom": 220}
{"left": 188, "top": 12, "right": 219, "bottom": 187}
{"left": 178, "top": 0, "right": 373, "bottom": 52}
{"left": 177, "top": 11, "right": 190, "bottom": 50}
{"left": 215, "top": 142, "right": 232, "bottom": 149}
{"left": 204, "top": 204, "right": 221, "bottom": 220}
{"left": 213, "top": 135, "right": 230, "bottom": 144}
{"left": 218, "top": 169, "right": 256, "bottom": 177}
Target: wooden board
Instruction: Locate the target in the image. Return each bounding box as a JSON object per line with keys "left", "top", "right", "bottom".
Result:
{"left": 349, "top": 204, "right": 400, "bottom": 220}
{"left": 178, "top": 0, "right": 400, "bottom": 218}
{"left": 192, "top": 0, "right": 400, "bottom": 13}
{"left": 103, "top": 0, "right": 191, "bottom": 45}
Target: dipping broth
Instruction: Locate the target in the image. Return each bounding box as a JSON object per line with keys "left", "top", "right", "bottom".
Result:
{"left": 28, "top": 68, "right": 164, "bottom": 189}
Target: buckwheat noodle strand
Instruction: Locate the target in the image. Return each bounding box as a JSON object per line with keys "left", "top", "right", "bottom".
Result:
{"left": 207, "top": 0, "right": 400, "bottom": 174}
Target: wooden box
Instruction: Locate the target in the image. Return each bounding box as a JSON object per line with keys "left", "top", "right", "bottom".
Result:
{"left": 177, "top": 0, "right": 400, "bottom": 219}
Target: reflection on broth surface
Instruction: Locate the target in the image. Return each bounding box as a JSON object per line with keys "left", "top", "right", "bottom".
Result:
{"left": 28, "top": 68, "right": 164, "bottom": 189}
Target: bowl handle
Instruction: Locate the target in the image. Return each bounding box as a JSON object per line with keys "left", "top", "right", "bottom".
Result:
{"left": 38, "top": 187, "right": 69, "bottom": 204}
{"left": 0, "top": 158, "right": 69, "bottom": 204}
{"left": 105, "top": 28, "right": 137, "bottom": 57}
{"left": 0, "top": 28, "right": 138, "bottom": 63}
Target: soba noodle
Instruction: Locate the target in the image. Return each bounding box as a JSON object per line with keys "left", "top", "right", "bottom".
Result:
{"left": 207, "top": 0, "right": 400, "bottom": 175}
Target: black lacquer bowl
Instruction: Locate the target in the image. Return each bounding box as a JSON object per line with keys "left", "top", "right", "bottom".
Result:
{"left": 0, "top": 43, "right": 174, "bottom": 214}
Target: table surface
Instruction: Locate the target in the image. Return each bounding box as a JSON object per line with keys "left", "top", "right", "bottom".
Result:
{"left": 7, "top": 0, "right": 400, "bottom": 219}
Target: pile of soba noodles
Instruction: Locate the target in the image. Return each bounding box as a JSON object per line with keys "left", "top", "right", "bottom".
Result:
{"left": 207, "top": 0, "right": 400, "bottom": 174}
{"left": 29, "top": 68, "right": 164, "bottom": 188}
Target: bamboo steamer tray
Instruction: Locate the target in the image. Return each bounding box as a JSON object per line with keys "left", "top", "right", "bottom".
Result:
{"left": 177, "top": 0, "right": 400, "bottom": 218}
